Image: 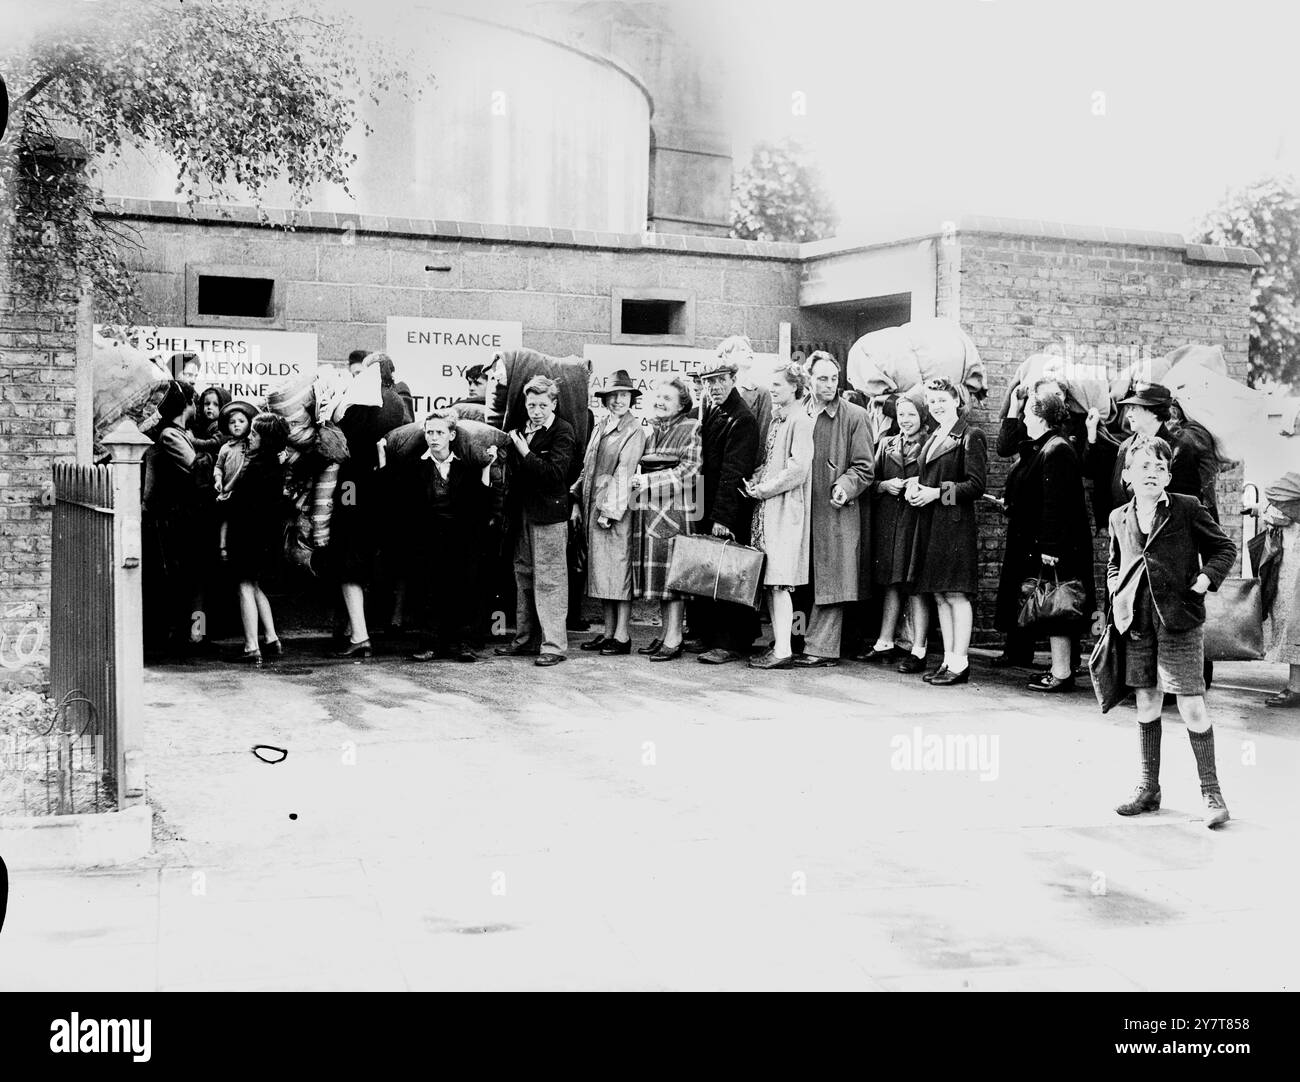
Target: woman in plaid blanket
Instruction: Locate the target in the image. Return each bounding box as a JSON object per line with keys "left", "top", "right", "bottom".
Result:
{"left": 630, "top": 377, "right": 703, "bottom": 662}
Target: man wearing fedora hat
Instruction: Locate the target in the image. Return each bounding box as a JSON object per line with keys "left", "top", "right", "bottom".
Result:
{"left": 571, "top": 370, "right": 647, "bottom": 655}
{"left": 683, "top": 354, "right": 761, "bottom": 663}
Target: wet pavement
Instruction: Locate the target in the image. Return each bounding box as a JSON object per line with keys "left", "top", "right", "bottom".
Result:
{"left": 2, "top": 634, "right": 1298, "bottom": 991}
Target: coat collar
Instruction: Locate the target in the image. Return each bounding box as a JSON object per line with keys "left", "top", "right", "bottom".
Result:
{"left": 1122, "top": 491, "right": 1172, "bottom": 550}
{"left": 923, "top": 417, "right": 968, "bottom": 464}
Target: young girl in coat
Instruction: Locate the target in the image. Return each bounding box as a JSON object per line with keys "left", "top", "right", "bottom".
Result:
{"left": 223, "top": 412, "right": 291, "bottom": 665}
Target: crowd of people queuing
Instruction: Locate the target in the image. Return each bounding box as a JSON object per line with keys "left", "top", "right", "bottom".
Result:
{"left": 140, "top": 334, "right": 1259, "bottom": 828}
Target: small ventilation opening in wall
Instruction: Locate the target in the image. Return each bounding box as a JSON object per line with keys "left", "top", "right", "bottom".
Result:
{"left": 620, "top": 298, "right": 686, "bottom": 337}
{"left": 197, "top": 275, "right": 275, "bottom": 319}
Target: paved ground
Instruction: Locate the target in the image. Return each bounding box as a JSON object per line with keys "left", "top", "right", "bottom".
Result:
{"left": 2, "top": 633, "right": 1298, "bottom": 991}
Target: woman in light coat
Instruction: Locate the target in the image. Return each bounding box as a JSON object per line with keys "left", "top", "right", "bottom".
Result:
{"left": 743, "top": 361, "right": 814, "bottom": 669}
{"left": 571, "top": 370, "right": 648, "bottom": 655}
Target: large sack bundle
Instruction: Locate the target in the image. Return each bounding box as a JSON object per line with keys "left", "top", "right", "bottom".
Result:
{"left": 1110, "top": 343, "right": 1228, "bottom": 403}
{"left": 311, "top": 463, "right": 340, "bottom": 548}
{"left": 847, "top": 319, "right": 985, "bottom": 405}
{"left": 93, "top": 329, "right": 169, "bottom": 443}
{"left": 312, "top": 366, "right": 351, "bottom": 424}
{"left": 1011, "top": 351, "right": 1114, "bottom": 417}
{"left": 331, "top": 362, "right": 383, "bottom": 422}
{"left": 380, "top": 416, "right": 511, "bottom": 471}
{"left": 488, "top": 347, "right": 592, "bottom": 451}
{"left": 1160, "top": 354, "right": 1265, "bottom": 465}
{"left": 266, "top": 371, "right": 317, "bottom": 450}
{"left": 450, "top": 400, "right": 488, "bottom": 424}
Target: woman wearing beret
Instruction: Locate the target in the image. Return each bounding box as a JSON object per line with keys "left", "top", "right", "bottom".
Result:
{"left": 906, "top": 378, "right": 988, "bottom": 686}
{"left": 572, "top": 370, "right": 648, "bottom": 656}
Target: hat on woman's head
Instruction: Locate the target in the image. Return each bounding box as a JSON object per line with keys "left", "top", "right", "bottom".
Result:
{"left": 1117, "top": 382, "right": 1174, "bottom": 409}
{"left": 595, "top": 369, "right": 641, "bottom": 402}
{"left": 218, "top": 399, "right": 258, "bottom": 434}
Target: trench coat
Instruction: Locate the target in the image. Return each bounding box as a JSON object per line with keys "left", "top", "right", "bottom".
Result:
{"left": 750, "top": 404, "right": 814, "bottom": 587}
{"left": 572, "top": 411, "right": 647, "bottom": 601}
{"left": 909, "top": 417, "right": 988, "bottom": 595}
{"left": 806, "top": 396, "right": 875, "bottom": 605}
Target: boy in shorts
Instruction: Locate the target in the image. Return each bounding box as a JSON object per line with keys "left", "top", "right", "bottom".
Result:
{"left": 1107, "top": 434, "right": 1236, "bottom": 828}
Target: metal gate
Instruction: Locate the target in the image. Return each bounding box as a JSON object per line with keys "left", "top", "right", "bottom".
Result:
{"left": 49, "top": 463, "right": 118, "bottom": 803}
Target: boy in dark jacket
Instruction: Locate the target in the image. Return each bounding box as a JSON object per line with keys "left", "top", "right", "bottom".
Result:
{"left": 1107, "top": 435, "right": 1237, "bottom": 828}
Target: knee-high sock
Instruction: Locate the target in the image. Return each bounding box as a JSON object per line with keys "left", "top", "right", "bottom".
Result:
{"left": 1138, "top": 718, "right": 1161, "bottom": 789}
{"left": 1187, "top": 726, "right": 1220, "bottom": 794}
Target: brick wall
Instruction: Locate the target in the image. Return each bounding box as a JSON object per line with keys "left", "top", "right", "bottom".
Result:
{"left": 0, "top": 153, "right": 83, "bottom": 670}
{"left": 955, "top": 228, "right": 1255, "bottom": 638}
{"left": 111, "top": 209, "right": 803, "bottom": 361}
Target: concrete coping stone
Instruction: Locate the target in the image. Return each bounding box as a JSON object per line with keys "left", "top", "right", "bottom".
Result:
{"left": 799, "top": 214, "right": 1262, "bottom": 269}
{"left": 97, "top": 199, "right": 1263, "bottom": 269}
{"left": 97, "top": 197, "right": 802, "bottom": 261}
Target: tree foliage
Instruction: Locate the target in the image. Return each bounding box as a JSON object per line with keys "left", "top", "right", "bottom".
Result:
{"left": 0, "top": 0, "right": 421, "bottom": 322}
{"left": 1196, "top": 175, "right": 1300, "bottom": 388}
{"left": 730, "top": 138, "right": 837, "bottom": 244}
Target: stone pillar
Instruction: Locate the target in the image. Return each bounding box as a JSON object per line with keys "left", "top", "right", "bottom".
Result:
{"left": 103, "top": 420, "right": 152, "bottom": 808}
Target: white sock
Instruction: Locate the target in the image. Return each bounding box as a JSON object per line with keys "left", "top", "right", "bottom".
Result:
{"left": 947, "top": 654, "right": 969, "bottom": 674}
{"left": 874, "top": 639, "right": 895, "bottom": 651}
{"left": 911, "top": 642, "right": 927, "bottom": 659}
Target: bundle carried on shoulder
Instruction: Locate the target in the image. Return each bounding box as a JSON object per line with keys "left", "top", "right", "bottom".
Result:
{"left": 488, "top": 347, "right": 592, "bottom": 450}
{"left": 1012, "top": 351, "right": 1112, "bottom": 417}
{"left": 266, "top": 370, "right": 318, "bottom": 451}
{"left": 1158, "top": 350, "right": 1263, "bottom": 466}
{"left": 1109, "top": 343, "right": 1227, "bottom": 404}
{"left": 846, "top": 318, "right": 985, "bottom": 407}
{"left": 92, "top": 329, "right": 170, "bottom": 448}
{"left": 380, "top": 416, "right": 511, "bottom": 470}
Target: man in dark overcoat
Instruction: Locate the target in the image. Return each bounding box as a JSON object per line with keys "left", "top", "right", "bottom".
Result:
{"left": 686, "top": 357, "right": 761, "bottom": 664}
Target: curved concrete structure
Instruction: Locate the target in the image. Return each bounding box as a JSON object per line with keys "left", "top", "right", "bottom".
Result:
{"left": 96, "top": 10, "right": 652, "bottom": 233}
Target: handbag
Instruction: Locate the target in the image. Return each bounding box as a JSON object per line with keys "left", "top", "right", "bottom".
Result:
{"left": 1089, "top": 617, "right": 1128, "bottom": 713}
{"left": 1203, "top": 578, "right": 1265, "bottom": 661}
{"left": 665, "top": 534, "right": 766, "bottom": 609}
{"left": 638, "top": 452, "right": 680, "bottom": 474}
{"left": 1018, "top": 565, "right": 1087, "bottom": 627}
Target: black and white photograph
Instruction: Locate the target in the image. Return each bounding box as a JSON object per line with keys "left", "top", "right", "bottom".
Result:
{"left": 0, "top": 0, "right": 1296, "bottom": 1042}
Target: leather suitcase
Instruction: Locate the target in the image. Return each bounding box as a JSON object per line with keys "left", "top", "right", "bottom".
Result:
{"left": 665, "top": 534, "right": 766, "bottom": 609}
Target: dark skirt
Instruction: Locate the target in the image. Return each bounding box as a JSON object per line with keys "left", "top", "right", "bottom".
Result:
{"left": 328, "top": 461, "right": 381, "bottom": 584}
{"left": 871, "top": 490, "right": 921, "bottom": 587}
{"left": 910, "top": 503, "right": 980, "bottom": 595}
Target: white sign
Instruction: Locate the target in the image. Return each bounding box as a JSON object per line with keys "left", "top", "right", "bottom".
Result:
{"left": 95, "top": 324, "right": 317, "bottom": 403}
{"left": 387, "top": 317, "right": 523, "bottom": 416}
{"left": 583, "top": 344, "right": 780, "bottom": 426}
